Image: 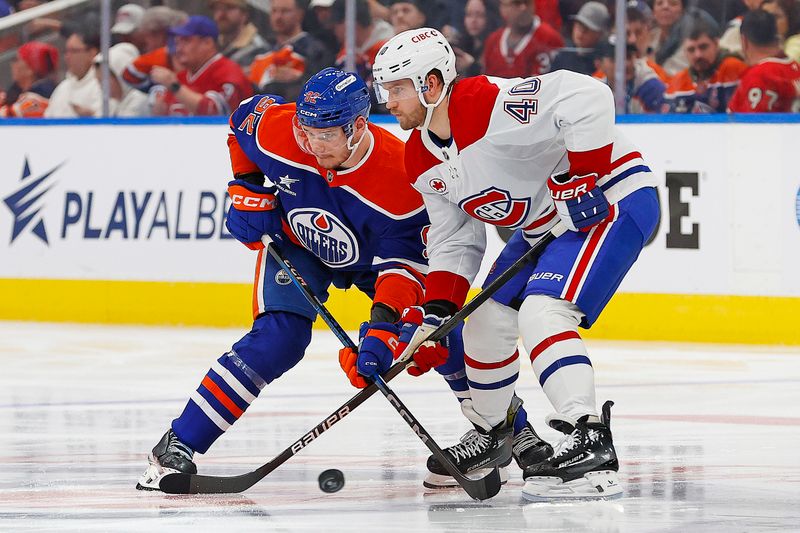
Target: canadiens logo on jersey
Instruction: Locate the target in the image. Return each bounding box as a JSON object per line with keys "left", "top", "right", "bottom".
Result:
{"left": 459, "top": 187, "right": 531, "bottom": 227}
{"left": 288, "top": 208, "right": 359, "bottom": 267}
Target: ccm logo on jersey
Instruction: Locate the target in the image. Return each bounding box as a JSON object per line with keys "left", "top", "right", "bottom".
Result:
{"left": 411, "top": 29, "right": 439, "bottom": 43}
{"left": 459, "top": 187, "right": 531, "bottom": 227}
{"left": 228, "top": 185, "right": 276, "bottom": 211}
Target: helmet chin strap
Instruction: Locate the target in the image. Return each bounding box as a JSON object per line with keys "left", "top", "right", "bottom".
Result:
{"left": 342, "top": 123, "right": 371, "bottom": 166}
{"left": 416, "top": 87, "right": 449, "bottom": 131}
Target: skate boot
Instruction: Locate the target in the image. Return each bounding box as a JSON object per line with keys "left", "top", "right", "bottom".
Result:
{"left": 423, "top": 400, "right": 514, "bottom": 489}
{"left": 508, "top": 395, "right": 553, "bottom": 470}
{"left": 136, "top": 429, "right": 197, "bottom": 491}
{"left": 522, "top": 401, "right": 622, "bottom": 501}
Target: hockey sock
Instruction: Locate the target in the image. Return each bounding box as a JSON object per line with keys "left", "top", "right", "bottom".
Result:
{"left": 172, "top": 312, "right": 312, "bottom": 453}
{"left": 519, "top": 295, "right": 598, "bottom": 420}
{"left": 462, "top": 299, "right": 521, "bottom": 427}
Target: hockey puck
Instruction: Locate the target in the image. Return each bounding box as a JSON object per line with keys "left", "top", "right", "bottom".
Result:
{"left": 318, "top": 469, "right": 345, "bottom": 493}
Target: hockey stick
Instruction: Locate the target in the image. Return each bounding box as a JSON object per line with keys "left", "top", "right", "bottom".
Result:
{"left": 397, "top": 223, "right": 566, "bottom": 356}
{"left": 159, "top": 228, "right": 560, "bottom": 496}
{"left": 267, "top": 242, "right": 502, "bottom": 500}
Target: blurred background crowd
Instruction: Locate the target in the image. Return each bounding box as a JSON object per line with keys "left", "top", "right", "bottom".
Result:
{"left": 0, "top": 0, "right": 797, "bottom": 118}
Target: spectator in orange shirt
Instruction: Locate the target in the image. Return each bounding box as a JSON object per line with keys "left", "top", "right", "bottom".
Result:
{"left": 663, "top": 17, "right": 747, "bottom": 113}
{"left": 0, "top": 41, "right": 58, "bottom": 118}
{"left": 149, "top": 16, "right": 253, "bottom": 116}
{"left": 482, "top": 0, "right": 564, "bottom": 77}
{"left": 248, "top": 0, "right": 330, "bottom": 101}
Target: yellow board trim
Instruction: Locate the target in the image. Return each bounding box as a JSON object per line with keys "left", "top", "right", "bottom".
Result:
{"left": 0, "top": 279, "right": 797, "bottom": 345}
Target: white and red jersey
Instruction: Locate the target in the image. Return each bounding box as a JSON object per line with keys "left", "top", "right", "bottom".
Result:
{"left": 727, "top": 57, "right": 800, "bottom": 113}
{"left": 404, "top": 72, "right": 657, "bottom": 307}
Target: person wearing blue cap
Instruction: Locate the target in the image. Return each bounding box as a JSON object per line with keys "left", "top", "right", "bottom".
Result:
{"left": 149, "top": 15, "right": 253, "bottom": 115}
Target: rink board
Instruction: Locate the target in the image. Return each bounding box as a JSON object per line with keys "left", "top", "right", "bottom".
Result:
{"left": 1, "top": 116, "right": 799, "bottom": 344}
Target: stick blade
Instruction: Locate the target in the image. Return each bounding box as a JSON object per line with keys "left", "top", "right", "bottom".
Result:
{"left": 159, "top": 472, "right": 259, "bottom": 494}
{"left": 462, "top": 466, "right": 503, "bottom": 501}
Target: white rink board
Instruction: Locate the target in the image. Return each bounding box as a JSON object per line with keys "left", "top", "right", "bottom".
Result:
{"left": 1, "top": 120, "right": 799, "bottom": 296}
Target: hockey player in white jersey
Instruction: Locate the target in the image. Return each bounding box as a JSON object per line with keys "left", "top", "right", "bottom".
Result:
{"left": 373, "top": 28, "right": 660, "bottom": 500}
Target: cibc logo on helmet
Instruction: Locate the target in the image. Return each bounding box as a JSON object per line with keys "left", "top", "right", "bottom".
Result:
{"left": 411, "top": 29, "right": 440, "bottom": 43}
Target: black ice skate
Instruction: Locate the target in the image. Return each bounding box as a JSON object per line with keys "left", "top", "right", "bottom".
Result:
{"left": 424, "top": 399, "right": 522, "bottom": 489}
{"left": 136, "top": 429, "right": 197, "bottom": 491}
{"left": 508, "top": 395, "right": 553, "bottom": 471}
{"left": 522, "top": 401, "right": 622, "bottom": 501}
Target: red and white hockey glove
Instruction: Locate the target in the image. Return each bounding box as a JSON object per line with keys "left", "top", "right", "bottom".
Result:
{"left": 547, "top": 172, "right": 610, "bottom": 232}
{"left": 393, "top": 307, "right": 449, "bottom": 377}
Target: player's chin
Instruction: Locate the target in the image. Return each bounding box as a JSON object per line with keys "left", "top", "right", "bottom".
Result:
{"left": 314, "top": 154, "right": 345, "bottom": 169}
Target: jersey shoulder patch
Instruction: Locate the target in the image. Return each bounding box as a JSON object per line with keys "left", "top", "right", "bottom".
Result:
{"left": 449, "top": 76, "right": 501, "bottom": 151}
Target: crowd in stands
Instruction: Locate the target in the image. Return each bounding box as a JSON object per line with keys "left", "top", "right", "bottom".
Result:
{"left": 1, "top": 0, "right": 798, "bottom": 118}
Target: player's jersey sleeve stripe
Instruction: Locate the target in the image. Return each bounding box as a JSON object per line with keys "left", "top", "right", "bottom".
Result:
{"left": 601, "top": 165, "right": 651, "bottom": 192}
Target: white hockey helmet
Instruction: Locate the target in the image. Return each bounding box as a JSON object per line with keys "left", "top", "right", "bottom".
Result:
{"left": 372, "top": 27, "right": 457, "bottom": 128}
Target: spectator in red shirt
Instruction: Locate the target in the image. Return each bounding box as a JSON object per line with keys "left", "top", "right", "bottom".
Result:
{"left": 149, "top": 16, "right": 253, "bottom": 116}
{"left": 483, "top": 0, "right": 564, "bottom": 77}
{"left": 728, "top": 9, "right": 800, "bottom": 112}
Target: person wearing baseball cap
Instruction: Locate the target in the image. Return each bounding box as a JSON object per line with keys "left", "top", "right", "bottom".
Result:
{"left": 1, "top": 42, "right": 59, "bottom": 118}
{"left": 210, "top": 0, "right": 268, "bottom": 68}
{"left": 111, "top": 3, "right": 146, "bottom": 52}
{"left": 148, "top": 15, "right": 253, "bottom": 116}
{"left": 550, "top": 1, "right": 609, "bottom": 75}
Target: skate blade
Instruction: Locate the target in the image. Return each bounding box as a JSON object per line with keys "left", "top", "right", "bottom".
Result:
{"left": 423, "top": 467, "right": 509, "bottom": 490}
{"left": 136, "top": 453, "right": 180, "bottom": 492}
{"left": 522, "top": 470, "right": 623, "bottom": 502}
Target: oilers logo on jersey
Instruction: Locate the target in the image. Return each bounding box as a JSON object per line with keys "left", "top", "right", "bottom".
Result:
{"left": 287, "top": 208, "right": 359, "bottom": 267}
{"left": 459, "top": 187, "right": 531, "bottom": 227}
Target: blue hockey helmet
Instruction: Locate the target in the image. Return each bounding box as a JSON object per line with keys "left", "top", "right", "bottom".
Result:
{"left": 295, "top": 67, "right": 371, "bottom": 139}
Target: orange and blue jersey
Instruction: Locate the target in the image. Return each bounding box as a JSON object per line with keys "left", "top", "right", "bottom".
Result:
{"left": 228, "top": 96, "right": 429, "bottom": 315}
{"left": 663, "top": 55, "right": 747, "bottom": 113}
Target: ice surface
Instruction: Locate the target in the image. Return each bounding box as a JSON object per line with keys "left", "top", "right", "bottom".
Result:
{"left": 1, "top": 321, "right": 798, "bottom": 532}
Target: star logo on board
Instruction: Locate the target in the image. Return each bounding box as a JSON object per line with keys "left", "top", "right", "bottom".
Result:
{"left": 2, "top": 156, "right": 65, "bottom": 245}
